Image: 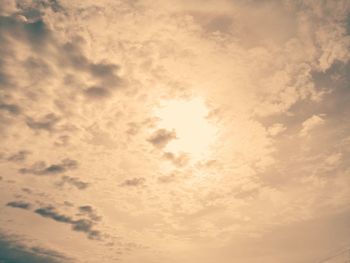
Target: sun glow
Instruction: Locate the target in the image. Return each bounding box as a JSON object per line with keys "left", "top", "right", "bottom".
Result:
{"left": 154, "top": 98, "right": 217, "bottom": 161}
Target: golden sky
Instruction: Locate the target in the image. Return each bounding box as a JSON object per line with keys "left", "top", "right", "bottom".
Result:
{"left": 0, "top": 0, "right": 350, "bottom": 262}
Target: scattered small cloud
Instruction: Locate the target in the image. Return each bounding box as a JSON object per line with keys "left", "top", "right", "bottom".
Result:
{"left": 163, "top": 152, "right": 189, "bottom": 167}
{"left": 158, "top": 173, "right": 177, "bottom": 183}
{"left": 148, "top": 129, "right": 176, "bottom": 148}
{"left": 58, "top": 176, "right": 89, "bottom": 190}
{"left": 6, "top": 200, "right": 32, "bottom": 210}
{"left": 7, "top": 150, "right": 31, "bottom": 162}
{"left": 120, "top": 177, "right": 146, "bottom": 187}
{"left": 84, "top": 86, "right": 110, "bottom": 99}
{"left": 19, "top": 159, "right": 78, "bottom": 175}
{"left": 78, "top": 205, "right": 101, "bottom": 222}
{"left": 34, "top": 206, "right": 101, "bottom": 240}
{"left": 26, "top": 113, "right": 61, "bottom": 132}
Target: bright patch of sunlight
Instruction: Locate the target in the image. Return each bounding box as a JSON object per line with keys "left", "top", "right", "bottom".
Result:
{"left": 154, "top": 97, "right": 218, "bottom": 161}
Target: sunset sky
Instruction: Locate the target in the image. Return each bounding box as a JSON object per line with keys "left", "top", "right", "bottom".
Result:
{"left": 0, "top": 0, "right": 350, "bottom": 262}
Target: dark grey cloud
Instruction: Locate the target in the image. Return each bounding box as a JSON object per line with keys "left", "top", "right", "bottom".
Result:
{"left": 26, "top": 113, "right": 60, "bottom": 132}
{"left": 120, "top": 177, "right": 145, "bottom": 187}
{"left": 58, "top": 176, "right": 89, "bottom": 190}
{"left": 0, "top": 17, "right": 50, "bottom": 54}
{"left": 89, "top": 63, "right": 122, "bottom": 89}
{"left": 34, "top": 206, "right": 101, "bottom": 240}
{"left": 0, "top": 8, "right": 125, "bottom": 137}
{"left": 0, "top": 102, "right": 21, "bottom": 115}
{"left": 148, "top": 129, "right": 176, "bottom": 148}
{"left": 35, "top": 206, "right": 73, "bottom": 224}
{"left": 60, "top": 40, "right": 124, "bottom": 99}
{"left": 24, "top": 19, "right": 49, "bottom": 45}
{"left": 6, "top": 200, "right": 32, "bottom": 210}
{"left": 0, "top": 233, "right": 71, "bottom": 263}
{"left": 78, "top": 205, "right": 101, "bottom": 222}
{"left": 71, "top": 219, "right": 101, "bottom": 240}
{"left": 89, "top": 63, "right": 119, "bottom": 79}
{"left": 19, "top": 158, "right": 78, "bottom": 175}
{"left": 0, "top": 5, "right": 126, "bottom": 141}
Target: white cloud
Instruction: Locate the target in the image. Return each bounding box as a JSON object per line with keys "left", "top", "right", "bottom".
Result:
{"left": 299, "top": 114, "right": 325, "bottom": 137}
{"left": 268, "top": 123, "right": 287, "bottom": 136}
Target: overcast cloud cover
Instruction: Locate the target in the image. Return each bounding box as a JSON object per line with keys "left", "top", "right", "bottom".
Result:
{"left": 0, "top": 0, "right": 350, "bottom": 262}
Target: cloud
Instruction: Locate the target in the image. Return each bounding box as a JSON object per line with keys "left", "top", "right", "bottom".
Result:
{"left": 6, "top": 200, "right": 32, "bottom": 210}
{"left": 0, "top": 5, "right": 126, "bottom": 138}
{"left": 84, "top": 86, "right": 110, "bottom": 99}
{"left": 19, "top": 159, "right": 78, "bottom": 175}
{"left": 0, "top": 102, "right": 21, "bottom": 115}
{"left": 0, "top": 233, "right": 71, "bottom": 263}
{"left": 59, "top": 40, "right": 124, "bottom": 99}
{"left": 324, "top": 152, "right": 342, "bottom": 167}
{"left": 35, "top": 206, "right": 73, "bottom": 224}
{"left": 34, "top": 206, "right": 101, "bottom": 240}
{"left": 0, "top": 150, "right": 31, "bottom": 162}
{"left": 7, "top": 150, "right": 31, "bottom": 162}
{"left": 71, "top": 219, "right": 100, "bottom": 240}
{"left": 148, "top": 129, "right": 177, "bottom": 148}
{"left": 163, "top": 152, "right": 189, "bottom": 167}
{"left": 267, "top": 123, "right": 286, "bottom": 137}
{"left": 58, "top": 176, "right": 89, "bottom": 190}
{"left": 26, "top": 113, "right": 61, "bottom": 132}
{"left": 78, "top": 205, "right": 101, "bottom": 222}
{"left": 299, "top": 114, "right": 325, "bottom": 137}
{"left": 120, "top": 177, "right": 146, "bottom": 187}
{"left": 0, "top": 1, "right": 349, "bottom": 262}
{"left": 158, "top": 173, "right": 177, "bottom": 183}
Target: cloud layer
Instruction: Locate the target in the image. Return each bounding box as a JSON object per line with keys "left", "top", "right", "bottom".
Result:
{"left": 0, "top": 0, "right": 349, "bottom": 263}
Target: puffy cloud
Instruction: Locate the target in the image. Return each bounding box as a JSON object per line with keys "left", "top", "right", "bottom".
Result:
{"left": 267, "top": 123, "right": 286, "bottom": 137}
{"left": 299, "top": 114, "right": 325, "bottom": 137}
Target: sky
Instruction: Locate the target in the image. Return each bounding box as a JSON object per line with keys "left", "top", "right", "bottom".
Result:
{"left": 0, "top": 0, "right": 350, "bottom": 262}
